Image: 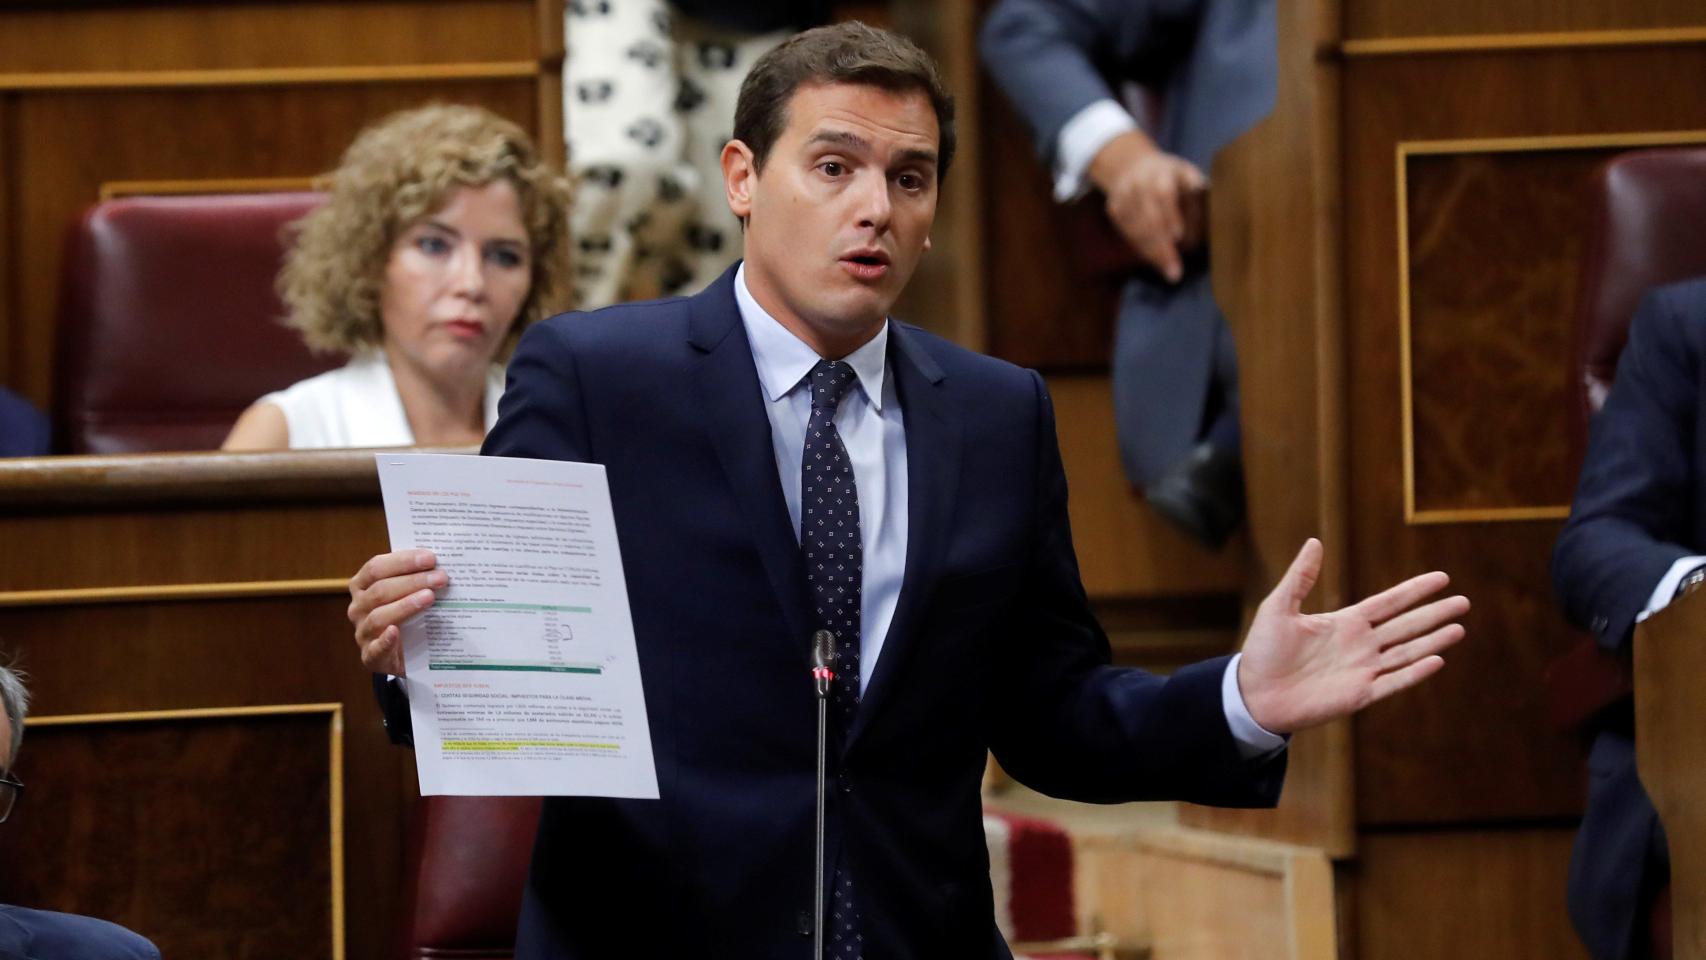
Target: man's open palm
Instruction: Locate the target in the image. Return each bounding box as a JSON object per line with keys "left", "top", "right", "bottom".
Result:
{"left": 1238, "top": 538, "right": 1468, "bottom": 735}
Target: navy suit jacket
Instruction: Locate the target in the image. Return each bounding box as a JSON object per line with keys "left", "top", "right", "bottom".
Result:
{"left": 979, "top": 0, "right": 1275, "bottom": 486}
{"left": 0, "top": 905, "right": 158, "bottom": 960}
{"left": 1552, "top": 278, "right": 1706, "bottom": 959}
{"left": 392, "top": 266, "right": 1284, "bottom": 957}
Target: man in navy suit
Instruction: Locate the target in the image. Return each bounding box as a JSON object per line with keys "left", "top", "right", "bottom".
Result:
{"left": 0, "top": 664, "right": 159, "bottom": 960}
{"left": 349, "top": 22, "right": 1465, "bottom": 958}
{"left": 980, "top": 0, "right": 1277, "bottom": 547}
{"left": 1553, "top": 278, "right": 1706, "bottom": 960}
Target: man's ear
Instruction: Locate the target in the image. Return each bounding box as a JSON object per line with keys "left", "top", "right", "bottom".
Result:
{"left": 721, "top": 140, "right": 757, "bottom": 221}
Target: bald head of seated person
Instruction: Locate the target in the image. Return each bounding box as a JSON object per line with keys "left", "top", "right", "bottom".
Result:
{"left": 0, "top": 663, "right": 160, "bottom": 960}
{"left": 222, "top": 104, "right": 571, "bottom": 451}
{"left": 346, "top": 21, "right": 1469, "bottom": 957}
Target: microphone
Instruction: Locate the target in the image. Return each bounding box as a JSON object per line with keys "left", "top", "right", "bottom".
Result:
{"left": 809, "top": 628, "right": 836, "bottom": 960}
{"left": 811, "top": 629, "right": 836, "bottom": 699}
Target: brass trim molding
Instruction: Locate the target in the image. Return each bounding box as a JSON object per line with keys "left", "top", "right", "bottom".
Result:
{"left": 0, "top": 578, "right": 349, "bottom": 608}
{"left": 1408, "top": 505, "right": 1571, "bottom": 525}
{"left": 0, "top": 60, "right": 538, "bottom": 93}
{"left": 1395, "top": 130, "right": 1706, "bottom": 525}
{"left": 1342, "top": 25, "right": 1706, "bottom": 58}
{"left": 100, "top": 177, "right": 317, "bottom": 202}
{"left": 27, "top": 703, "right": 347, "bottom": 960}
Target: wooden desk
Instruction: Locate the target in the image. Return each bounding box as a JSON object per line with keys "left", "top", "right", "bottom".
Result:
{"left": 1637, "top": 589, "right": 1706, "bottom": 959}
{"left": 0, "top": 451, "right": 407, "bottom": 960}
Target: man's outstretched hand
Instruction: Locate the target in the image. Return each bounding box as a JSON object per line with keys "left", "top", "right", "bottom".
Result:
{"left": 1238, "top": 538, "right": 1468, "bottom": 735}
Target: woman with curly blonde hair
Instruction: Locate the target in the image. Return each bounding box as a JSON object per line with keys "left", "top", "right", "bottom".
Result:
{"left": 224, "top": 104, "right": 571, "bottom": 450}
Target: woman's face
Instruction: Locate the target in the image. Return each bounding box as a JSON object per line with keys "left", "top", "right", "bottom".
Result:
{"left": 379, "top": 180, "right": 531, "bottom": 386}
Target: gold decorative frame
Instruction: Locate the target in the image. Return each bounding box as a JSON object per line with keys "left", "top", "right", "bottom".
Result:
{"left": 1396, "top": 129, "right": 1706, "bottom": 525}
{"left": 26, "top": 703, "right": 347, "bottom": 960}
{"left": 0, "top": 578, "right": 348, "bottom": 609}
{"left": 0, "top": 61, "right": 538, "bottom": 93}
{"left": 99, "top": 177, "right": 317, "bottom": 201}
{"left": 1342, "top": 26, "right": 1706, "bottom": 58}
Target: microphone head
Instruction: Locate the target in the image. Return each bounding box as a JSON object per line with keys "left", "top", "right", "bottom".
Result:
{"left": 811, "top": 629, "right": 836, "bottom": 697}
{"left": 811, "top": 630, "right": 835, "bottom": 671}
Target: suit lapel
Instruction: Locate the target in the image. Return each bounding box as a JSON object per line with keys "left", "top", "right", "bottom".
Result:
{"left": 851, "top": 322, "right": 960, "bottom": 747}
{"left": 686, "top": 270, "right": 814, "bottom": 652}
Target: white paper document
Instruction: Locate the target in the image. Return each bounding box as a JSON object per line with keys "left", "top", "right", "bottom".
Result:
{"left": 375, "top": 453, "right": 658, "bottom": 799}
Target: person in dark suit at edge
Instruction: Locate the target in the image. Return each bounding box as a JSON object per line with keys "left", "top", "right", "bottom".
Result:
{"left": 347, "top": 22, "right": 1468, "bottom": 958}
{"left": 0, "top": 661, "right": 161, "bottom": 960}
{"left": 1553, "top": 278, "right": 1706, "bottom": 960}
{"left": 979, "top": 0, "right": 1277, "bottom": 548}
{"left": 0, "top": 388, "right": 49, "bottom": 458}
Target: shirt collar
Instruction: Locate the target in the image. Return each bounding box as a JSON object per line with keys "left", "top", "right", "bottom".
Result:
{"left": 735, "top": 262, "right": 888, "bottom": 411}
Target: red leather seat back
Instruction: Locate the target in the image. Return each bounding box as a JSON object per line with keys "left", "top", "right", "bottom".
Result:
{"left": 55, "top": 192, "right": 340, "bottom": 454}
{"left": 1571, "top": 147, "right": 1706, "bottom": 465}
{"left": 398, "top": 796, "right": 540, "bottom": 960}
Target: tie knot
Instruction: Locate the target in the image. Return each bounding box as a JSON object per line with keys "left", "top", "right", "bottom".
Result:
{"left": 809, "top": 360, "right": 857, "bottom": 411}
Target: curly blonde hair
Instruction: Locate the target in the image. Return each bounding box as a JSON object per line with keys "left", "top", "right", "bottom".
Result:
{"left": 280, "top": 104, "right": 571, "bottom": 355}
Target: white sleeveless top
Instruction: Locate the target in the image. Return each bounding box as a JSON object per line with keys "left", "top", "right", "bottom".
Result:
{"left": 258, "top": 351, "right": 505, "bottom": 449}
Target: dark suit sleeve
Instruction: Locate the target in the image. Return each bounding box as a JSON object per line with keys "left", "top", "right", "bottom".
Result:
{"left": 979, "top": 0, "right": 1194, "bottom": 165}
{"left": 988, "top": 371, "right": 1283, "bottom": 806}
{"left": 371, "top": 316, "right": 596, "bottom": 747}
{"left": 1553, "top": 285, "right": 1702, "bottom": 653}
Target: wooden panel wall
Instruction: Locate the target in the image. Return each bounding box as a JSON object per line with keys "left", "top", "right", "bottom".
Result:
{"left": 1342, "top": 41, "right": 1706, "bottom": 827}
{"left": 0, "top": 0, "right": 561, "bottom": 414}
{"left": 1345, "top": 0, "right": 1706, "bottom": 42}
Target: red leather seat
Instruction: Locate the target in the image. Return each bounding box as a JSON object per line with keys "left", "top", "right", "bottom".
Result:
{"left": 397, "top": 796, "right": 540, "bottom": 960}
{"left": 1569, "top": 147, "right": 1706, "bottom": 460}
{"left": 54, "top": 192, "right": 339, "bottom": 454}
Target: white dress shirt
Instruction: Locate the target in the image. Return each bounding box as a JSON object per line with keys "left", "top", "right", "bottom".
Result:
{"left": 732, "top": 266, "right": 1283, "bottom": 755}
{"left": 1639, "top": 555, "right": 1706, "bottom": 623}
{"left": 1051, "top": 99, "right": 1139, "bottom": 202}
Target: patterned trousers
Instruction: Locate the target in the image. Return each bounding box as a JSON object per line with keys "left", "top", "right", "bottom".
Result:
{"left": 565, "top": 0, "right": 789, "bottom": 308}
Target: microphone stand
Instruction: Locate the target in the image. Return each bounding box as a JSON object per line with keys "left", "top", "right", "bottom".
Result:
{"left": 810, "top": 629, "right": 836, "bottom": 960}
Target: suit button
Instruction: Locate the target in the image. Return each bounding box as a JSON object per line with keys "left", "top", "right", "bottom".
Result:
{"left": 1592, "top": 615, "right": 1609, "bottom": 632}
{"left": 797, "top": 910, "right": 812, "bottom": 936}
{"left": 838, "top": 772, "right": 852, "bottom": 794}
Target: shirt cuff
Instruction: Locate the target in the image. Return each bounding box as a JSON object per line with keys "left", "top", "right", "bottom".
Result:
{"left": 1052, "top": 99, "right": 1139, "bottom": 202}
{"left": 1222, "top": 652, "right": 1288, "bottom": 759}
{"left": 1637, "top": 556, "right": 1706, "bottom": 623}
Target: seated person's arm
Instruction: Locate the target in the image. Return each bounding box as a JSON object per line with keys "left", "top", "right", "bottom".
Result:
{"left": 221, "top": 401, "right": 290, "bottom": 451}
{"left": 1553, "top": 283, "right": 1703, "bottom": 652}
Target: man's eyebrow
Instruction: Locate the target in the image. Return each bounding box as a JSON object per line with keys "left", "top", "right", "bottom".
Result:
{"left": 806, "top": 130, "right": 938, "bottom": 168}
{"left": 895, "top": 147, "right": 939, "bottom": 169}
{"left": 806, "top": 129, "right": 871, "bottom": 152}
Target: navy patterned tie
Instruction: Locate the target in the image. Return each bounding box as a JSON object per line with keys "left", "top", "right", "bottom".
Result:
{"left": 800, "top": 359, "right": 863, "bottom": 958}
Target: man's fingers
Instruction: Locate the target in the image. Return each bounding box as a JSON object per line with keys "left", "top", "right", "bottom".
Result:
{"left": 349, "top": 549, "right": 438, "bottom": 597}
{"left": 1128, "top": 216, "right": 1182, "bottom": 283}
{"left": 1373, "top": 594, "right": 1470, "bottom": 649}
{"left": 1149, "top": 176, "right": 1184, "bottom": 242}
{"left": 1176, "top": 160, "right": 1207, "bottom": 192}
{"left": 359, "top": 625, "right": 408, "bottom": 677}
{"left": 355, "top": 587, "right": 438, "bottom": 648}
{"left": 1353, "top": 570, "right": 1451, "bottom": 624}
{"left": 1369, "top": 654, "right": 1446, "bottom": 703}
{"left": 1276, "top": 537, "right": 1324, "bottom": 616}
{"left": 1378, "top": 623, "right": 1464, "bottom": 673}
{"left": 348, "top": 568, "right": 448, "bottom": 625}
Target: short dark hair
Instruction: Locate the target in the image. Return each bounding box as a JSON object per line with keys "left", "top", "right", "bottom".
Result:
{"left": 733, "top": 21, "right": 957, "bottom": 182}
